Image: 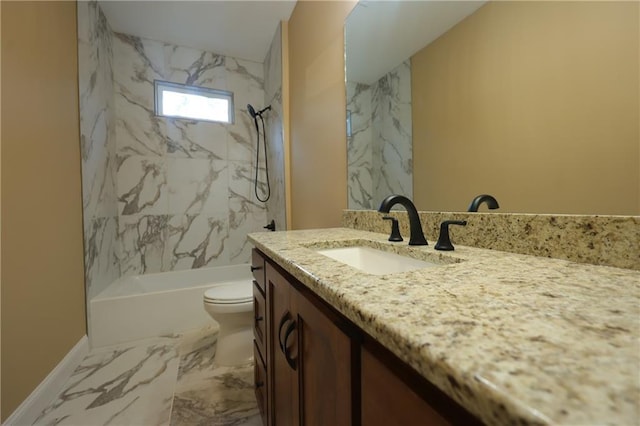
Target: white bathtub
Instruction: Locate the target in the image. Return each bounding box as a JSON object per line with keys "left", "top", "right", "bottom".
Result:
{"left": 89, "top": 264, "right": 252, "bottom": 348}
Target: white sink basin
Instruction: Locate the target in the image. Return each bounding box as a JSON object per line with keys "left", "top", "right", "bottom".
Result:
{"left": 316, "top": 246, "right": 440, "bottom": 275}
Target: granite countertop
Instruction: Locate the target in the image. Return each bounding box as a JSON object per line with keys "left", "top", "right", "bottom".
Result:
{"left": 248, "top": 228, "right": 640, "bottom": 426}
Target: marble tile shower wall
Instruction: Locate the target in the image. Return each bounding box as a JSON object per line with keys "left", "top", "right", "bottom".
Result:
{"left": 79, "top": 2, "right": 286, "bottom": 303}
{"left": 113, "top": 34, "right": 269, "bottom": 276}
{"left": 371, "top": 60, "right": 412, "bottom": 205}
{"left": 347, "top": 60, "right": 412, "bottom": 209}
{"left": 347, "top": 81, "right": 374, "bottom": 209}
{"left": 78, "top": 1, "right": 120, "bottom": 300}
{"left": 263, "top": 24, "right": 286, "bottom": 232}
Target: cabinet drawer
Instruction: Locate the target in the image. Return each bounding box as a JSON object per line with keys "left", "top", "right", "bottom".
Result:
{"left": 254, "top": 342, "right": 268, "bottom": 425}
{"left": 253, "top": 281, "right": 267, "bottom": 357}
{"left": 251, "top": 249, "right": 266, "bottom": 293}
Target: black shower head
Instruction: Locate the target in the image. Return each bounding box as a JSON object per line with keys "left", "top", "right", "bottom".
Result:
{"left": 247, "top": 104, "right": 258, "bottom": 119}
{"left": 247, "top": 104, "right": 271, "bottom": 119}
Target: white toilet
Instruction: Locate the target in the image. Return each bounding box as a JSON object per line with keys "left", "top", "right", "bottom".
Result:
{"left": 203, "top": 280, "right": 254, "bottom": 366}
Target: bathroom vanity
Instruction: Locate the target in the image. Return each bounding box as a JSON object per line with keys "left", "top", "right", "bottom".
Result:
{"left": 249, "top": 228, "right": 639, "bottom": 425}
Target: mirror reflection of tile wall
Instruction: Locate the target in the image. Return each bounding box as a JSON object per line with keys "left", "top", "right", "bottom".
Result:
{"left": 346, "top": 60, "right": 412, "bottom": 210}
{"left": 346, "top": 1, "right": 639, "bottom": 215}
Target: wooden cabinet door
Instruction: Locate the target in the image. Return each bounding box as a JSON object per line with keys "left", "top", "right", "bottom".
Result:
{"left": 295, "top": 292, "right": 352, "bottom": 426}
{"left": 361, "top": 347, "right": 450, "bottom": 426}
{"left": 254, "top": 342, "right": 268, "bottom": 426}
{"left": 267, "top": 262, "right": 299, "bottom": 426}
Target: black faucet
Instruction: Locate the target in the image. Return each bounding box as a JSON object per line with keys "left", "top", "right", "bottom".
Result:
{"left": 378, "top": 195, "right": 428, "bottom": 246}
{"left": 435, "top": 220, "right": 467, "bottom": 251}
{"left": 468, "top": 194, "right": 500, "bottom": 212}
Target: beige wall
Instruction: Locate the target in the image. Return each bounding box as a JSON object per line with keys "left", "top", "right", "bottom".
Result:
{"left": 1, "top": 1, "right": 86, "bottom": 419}
{"left": 287, "top": 0, "right": 356, "bottom": 229}
{"left": 412, "top": 1, "right": 639, "bottom": 215}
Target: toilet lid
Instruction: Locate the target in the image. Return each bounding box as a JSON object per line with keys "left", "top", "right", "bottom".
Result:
{"left": 204, "top": 280, "right": 253, "bottom": 304}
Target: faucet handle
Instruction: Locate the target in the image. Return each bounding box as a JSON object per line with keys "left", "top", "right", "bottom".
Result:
{"left": 435, "top": 220, "right": 467, "bottom": 251}
{"left": 382, "top": 216, "right": 403, "bottom": 242}
{"left": 263, "top": 220, "right": 276, "bottom": 232}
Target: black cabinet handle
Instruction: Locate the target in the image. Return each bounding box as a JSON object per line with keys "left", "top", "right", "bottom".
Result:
{"left": 253, "top": 299, "right": 263, "bottom": 323}
{"left": 277, "top": 311, "right": 297, "bottom": 370}
{"left": 277, "top": 311, "right": 291, "bottom": 351}
{"left": 282, "top": 319, "right": 297, "bottom": 371}
{"left": 251, "top": 265, "right": 263, "bottom": 272}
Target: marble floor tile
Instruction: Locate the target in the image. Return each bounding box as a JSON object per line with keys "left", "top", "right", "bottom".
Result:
{"left": 169, "top": 366, "right": 261, "bottom": 426}
{"left": 34, "top": 328, "right": 261, "bottom": 426}
{"left": 170, "top": 329, "right": 260, "bottom": 426}
{"left": 34, "top": 337, "right": 180, "bottom": 426}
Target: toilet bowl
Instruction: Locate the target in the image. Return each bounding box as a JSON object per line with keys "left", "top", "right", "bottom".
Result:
{"left": 203, "top": 280, "right": 254, "bottom": 366}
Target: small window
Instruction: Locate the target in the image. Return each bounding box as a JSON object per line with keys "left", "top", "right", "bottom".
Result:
{"left": 154, "top": 80, "right": 234, "bottom": 124}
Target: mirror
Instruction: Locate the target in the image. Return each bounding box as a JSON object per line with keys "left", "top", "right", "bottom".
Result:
{"left": 345, "top": 1, "right": 639, "bottom": 215}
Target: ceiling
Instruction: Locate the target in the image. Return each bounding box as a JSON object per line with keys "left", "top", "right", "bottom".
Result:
{"left": 98, "top": 1, "right": 485, "bottom": 81}
{"left": 98, "top": 0, "right": 298, "bottom": 63}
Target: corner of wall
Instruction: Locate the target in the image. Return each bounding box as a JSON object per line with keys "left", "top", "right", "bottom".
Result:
{"left": 281, "top": 20, "right": 292, "bottom": 231}
{"left": 287, "top": 1, "right": 355, "bottom": 229}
